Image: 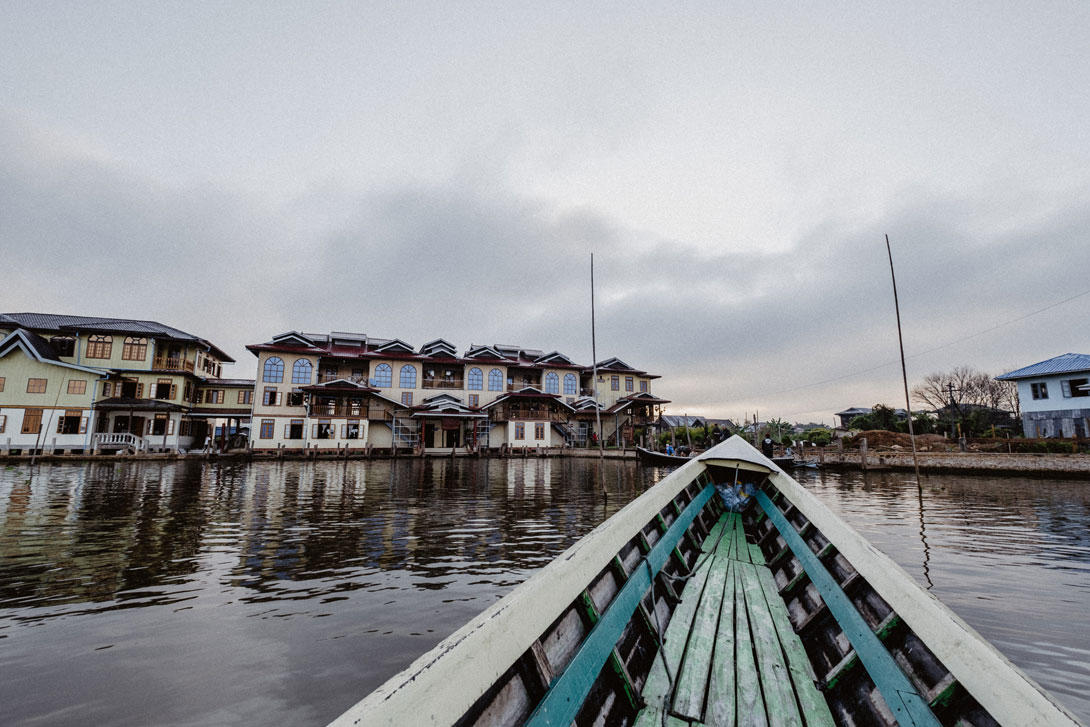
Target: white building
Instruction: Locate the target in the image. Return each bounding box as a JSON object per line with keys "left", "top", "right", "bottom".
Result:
{"left": 996, "top": 353, "right": 1090, "bottom": 438}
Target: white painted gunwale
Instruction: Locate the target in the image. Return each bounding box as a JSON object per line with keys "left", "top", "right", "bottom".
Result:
{"left": 735, "top": 451, "right": 1083, "bottom": 727}
{"left": 328, "top": 450, "right": 718, "bottom": 726}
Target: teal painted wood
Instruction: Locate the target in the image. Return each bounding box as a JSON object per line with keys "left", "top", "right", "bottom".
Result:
{"left": 525, "top": 484, "right": 717, "bottom": 727}
{"left": 754, "top": 491, "right": 942, "bottom": 727}
{"left": 673, "top": 534, "right": 732, "bottom": 719}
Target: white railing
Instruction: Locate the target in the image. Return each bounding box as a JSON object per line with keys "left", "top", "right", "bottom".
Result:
{"left": 92, "top": 433, "right": 149, "bottom": 452}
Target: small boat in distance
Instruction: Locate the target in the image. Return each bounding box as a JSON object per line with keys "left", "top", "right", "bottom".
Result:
{"left": 635, "top": 445, "right": 693, "bottom": 466}
{"left": 329, "top": 436, "right": 1081, "bottom": 727}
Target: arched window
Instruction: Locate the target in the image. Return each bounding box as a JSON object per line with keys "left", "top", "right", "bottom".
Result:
{"left": 263, "top": 357, "right": 284, "bottom": 383}
{"left": 122, "top": 337, "right": 148, "bottom": 361}
{"left": 488, "top": 369, "right": 503, "bottom": 391}
{"left": 400, "top": 365, "right": 417, "bottom": 388}
{"left": 467, "top": 368, "right": 483, "bottom": 390}
{"left": 545, "top": 372, "right": 559, "bottom": 394}
{"left": 86, "top": 334, "right": 112, "bottom": 359}
{"left": 292, "top": 359, "right": 312, "bottom": 385}
{"left": 373, "top": 363, "right": 392, "bottom": 387}
{"left": 564, "top": 373, "right": 577, "bottom": 395}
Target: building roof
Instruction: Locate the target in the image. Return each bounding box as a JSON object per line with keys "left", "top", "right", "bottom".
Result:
{"left": 0, "top": 329, "right": 108, "bottom": 375}
{"left": 996, "top": 353, "right": 1090, "bottom": 380}
{"left": 0, "top": 312, "right": 234, "bottom": 362}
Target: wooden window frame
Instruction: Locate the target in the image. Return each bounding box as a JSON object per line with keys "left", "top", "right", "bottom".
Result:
{"left": 400, "top": 365, "right": 417, "bottom": 389}
{"left": 67, "top": 380, "right": 87, "bottom": 395}
{"left": 259, "top": 419, "right": 275, "bottom": 439}
{"left": 535, "top": 422, "right": 545, "bottom": 440}
{"left": 611, "top": 375, "right": 620, "bottom": 391}
{"left": 514, "top": 422, "right": 525, "bottom": 440}
{"left": 86, "top": 335, "right": 112, "bottom": 359}
{"left": 21, "top": 408, "right": 43, "bottom": 434}
{"left": 401, "top": 391, "right": 413, "bottom": 406}
{"left": 373, "top": 363, "right": 393, "bottom": 387}
{"left": 27, "top": 378, "right": 47, "bottom": 394}
{"left": 468, "top": 394, "right": 479, "bottom": 407}
{"left": 122, "top": 337, "right": 148, "bottom": 361}
{"left": 51, "top": 337, "right": 76, "bottom": 357}
{"left": 625, "top": 376, "right": 634, "bottom": 392}
{"left": 238, "top": 390, "right": 253, "bottom": 405}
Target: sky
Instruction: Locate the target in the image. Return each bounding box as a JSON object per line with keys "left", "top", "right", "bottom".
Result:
{"left": 2, "top": 2, "right": 1088, "bottom": 425}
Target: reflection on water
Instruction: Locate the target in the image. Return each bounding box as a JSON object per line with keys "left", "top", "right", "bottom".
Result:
{"left": 2, "top": 461, "right": 1088, "bottom": 726}
{"left": 792, "top": 467, "right": 1090, "bottom": 723}
{"left": 0, "top": 458, "right": 661, "bottom": 727}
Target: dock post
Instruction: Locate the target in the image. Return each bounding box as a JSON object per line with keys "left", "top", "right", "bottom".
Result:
{"left": 860, "top": 437, "right": 868, "bottom": 470}
{"left": 819, "top": 445, "right": 825, "bottom": 464}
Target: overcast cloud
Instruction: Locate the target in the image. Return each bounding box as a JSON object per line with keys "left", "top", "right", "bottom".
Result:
{"left": 2, "top": 3, "right": 1088, "bottom": 424}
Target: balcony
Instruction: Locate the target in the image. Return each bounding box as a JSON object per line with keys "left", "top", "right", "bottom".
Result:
{"left": 491, "top": 408, "right": 568, "bottom": 422}
{"left": 153, "top": 356, "right": 194, "bottom": 373}
{"left": 423, "top": 378, "right": 464, "bottom": 390}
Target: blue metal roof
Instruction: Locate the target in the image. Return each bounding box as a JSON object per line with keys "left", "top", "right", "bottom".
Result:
{"left": 996, "top": 353, "right": 1090, "bottom": 380}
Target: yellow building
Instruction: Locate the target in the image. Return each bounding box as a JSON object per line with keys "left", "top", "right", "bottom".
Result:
{"left": 247, "top": 331, "right": 667, "bottom": 453}
{"left": 0, "top": 313, "right": 247, "bottom": 454}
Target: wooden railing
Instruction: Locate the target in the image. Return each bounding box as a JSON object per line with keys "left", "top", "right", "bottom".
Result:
{"left": 152, "top": 356, "right": 195, "bottom": 373}
{"left": 490, "top": 408, "right": 568, "bottom": 421}
{"left": 423, "top": 379, "right": 464, "bottom": 389}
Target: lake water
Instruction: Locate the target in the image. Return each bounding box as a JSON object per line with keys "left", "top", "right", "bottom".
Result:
{"left": 1, "top": 459, "right": 1087, "bottom": 726}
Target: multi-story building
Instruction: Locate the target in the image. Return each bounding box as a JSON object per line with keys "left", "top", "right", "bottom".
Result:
{"left": 247, "top": 330, "right": 666, "bottom": 452}
{"left": 997, "top": 353, "right": 1090, "bottom": 438}
{"left": 0, "top": 313, "right": 248, "bottom": 454}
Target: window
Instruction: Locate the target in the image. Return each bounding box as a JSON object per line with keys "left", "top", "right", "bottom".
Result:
{"left": 545, "top": 372, "right": 559, "bottom": 394}
{"left": 263, "top": 387, "right": 281, "bottom": 406}
{"left": 564, "top": 373, "right": 577, "bottom": 395}
{"left": 514, "top": 422, "right": 525, "bottom": 440}
{"left": 323, "top": 365, "right": 338, "bottom": 382}
{"left": 206, "top": 390, "right": 224, "bottom": 404}
{"left": 1031, "top": 382, "right": 1049, "bottom": 400}
{"left": 122, "top": 337, "right": 148, "bottom": 361}
{"left": 287, "top": 419, "right": 305, "bottom": 439}
{"left": 343, "top": 420, "right": 361, "bottom": 439}
{"left": 86, "top": 335, "right": 112, "bottom": 359}
{"left": 155, "top": 379, "right": 176, "bottom": 400}
{"left": 67, "top": 380, "right": 87, "bottom": 395}
{"left": 640, "top": 380, "right": 648, "bottom": 393}
{"left": 0, "top": 377, "right": 4, "bottom": 392}
{"left": 263, "top": 357, "right": 284, "bottom": 383}
{"left": 183, "top": 381, "right": 193, "bottom": 402}
{"left": 22, "top": 408, "right": 43, "bottom": 434}
{"left": 611, "top": 375, "right": 619, "bottom": 391}
{"left": 468, "top": 394, "right": 479, "bottom": 407}
{"left": 1061, "top": 378, "right": 1089, "bottom": 398}
{"left": 535, "top": 423, "right": 545, "bottom": 440}
{"left": 351, "top": 368, "right": 366, "bottom": 383}
{"left": 373, "top": 363, "right": 392, "bottom": 387}
{"left": 259, "top": 419, "right": 274, "bottom": 439}
{"left": 625, "top": 376, "right": 634, "bottom": 392}
{"left": 314, "top": 420, "right": 335, "bottom": 439}
{"left": 27, "top": 378, "right": 47, "bottom": 394}
{"left": 51, "top": 336, "right": 76, "bottom": 357}
{"left": 287, "top": 391, "right": 304, "bottom": 407}
{"left": 462, "top": 367, "right": 481, "bottom": 390}
{"left": 238, "top": 390, "right": 253, "bottom": 405}
{"left": 400, "top": 365, "right": 417, "bottom": 388}
{"left": 0, "top": 414, "right": 5, "bottom": 433}
{"left": 292, "top": 359, "right": 313, "bottom": 385}
{"left": 488, "top": 369, "right": 503, "bottom": 391}
{"left": 402, "top": 391, "right": 413, "bottom": 406}
{"left": 54, "top": 409, "right": 85, "bottom": 435}
{"left": 102, "top": 381, "right": 112, "bottom": 397}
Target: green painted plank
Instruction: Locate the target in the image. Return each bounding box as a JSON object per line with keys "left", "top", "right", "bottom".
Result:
{"left": 733, "top": 566, "right": 768, "bottom": 727}
{"left": 526, "top": 485, "right": 716, "bottom": 727}
{"left": 754, "top": 491, "right": 941, "bottom": 727}
{"left": 634, "top": 706, "right": 696, "bottom": 727}
{"left": 702, "top": 516, "right": 728, "bottom": 553}
{"left": 641, "top": 542, "right": 717, "bottom": 709}
{"left": 753, "top": 564, "right": 836, "bottom": 727}
{"left": 732, "top": 515, "right": 752, "bottom": 564}
{"left": 703, "top": 558, "right": 737, "bottom": 727}
{"left": 739, "top": 564, "right": 803, "bottom": 727}
{"left": 673, "top": 536, "right": 733, "bottom": 720}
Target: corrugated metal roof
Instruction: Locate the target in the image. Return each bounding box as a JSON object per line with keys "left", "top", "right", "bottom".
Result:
{"left": 996, "top": 353, "right": 1090, "bottom": 380}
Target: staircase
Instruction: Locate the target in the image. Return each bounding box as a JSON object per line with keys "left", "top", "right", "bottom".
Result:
{"left": 92, "top": 432, "right": 149, "bottom": 454}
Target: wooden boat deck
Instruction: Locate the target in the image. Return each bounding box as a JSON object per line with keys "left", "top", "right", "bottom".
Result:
{"left": 635, "top": 511, "right": 834, "bottom": 727}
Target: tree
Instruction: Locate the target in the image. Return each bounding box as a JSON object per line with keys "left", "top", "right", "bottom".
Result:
{"left": 912, "top": 366, "right": 1021, "bottom": 435}
{"left": 804, "top": 428, "right": 832, "bottom": 446}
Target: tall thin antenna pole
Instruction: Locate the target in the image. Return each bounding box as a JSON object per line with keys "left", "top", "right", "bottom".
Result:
{"left": 885, "top": 234, "right": 921, "bottom": 481}
{"left": 591, "top": 254, "right": 603, "bottom": 457}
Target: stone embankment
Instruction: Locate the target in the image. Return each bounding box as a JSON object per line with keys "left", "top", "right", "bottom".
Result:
{"left": 800, "top": 449, "right": 1090, "bottom": 478}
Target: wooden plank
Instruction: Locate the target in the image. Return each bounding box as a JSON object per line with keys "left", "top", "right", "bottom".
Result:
{"left": 753, "top": 564, "right": 836, "bottom": 727}
{"left": 633, "top": 706, "right": 697, "bottom": 727}
{"left": 703, "top": 556, "right": 737, "bottom": 727}
{"left": 754, "top": 491, "right": 941, "bottom": 727}
{"left": 732, "top": 566, "right": 768, "bottom": 727}
{"left": 641, "top": 549, "right": 716, "bottom": 709}
{"left": 739, "top": 563, "right": 803, "bottom": 727}
{"left": 702, "top": 516, "right": 728, "bottom": 553}
{"left": 673, "top": 533, "right": 732, "bottom": 719}
{"left": 732, "top": 515, "right": 752, "bottom": 564}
